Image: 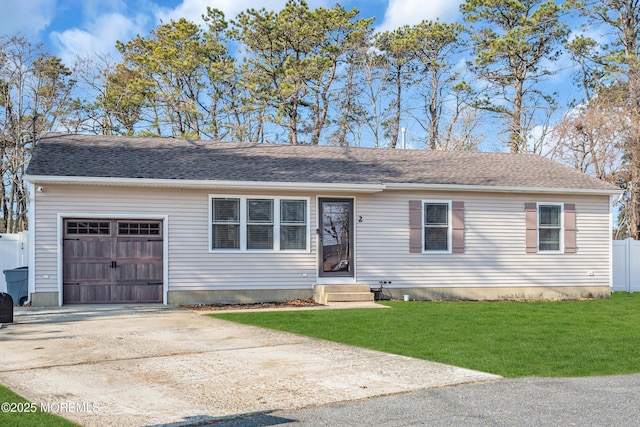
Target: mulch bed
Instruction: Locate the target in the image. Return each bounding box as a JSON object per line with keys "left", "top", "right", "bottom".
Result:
{"left": 182, "top": 298, "right": 322, "bottom": 311}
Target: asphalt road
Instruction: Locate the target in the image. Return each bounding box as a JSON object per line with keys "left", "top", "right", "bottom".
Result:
{"left": 211, "top": 375, "right": 640, "bottom": 426}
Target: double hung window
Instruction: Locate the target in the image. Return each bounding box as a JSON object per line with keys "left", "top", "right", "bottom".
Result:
{"left": 423, "top": 201, "right": 451, "bottom": 252}
{"left": 211, "top": 198, "right": 241, "bottom": 249}
{"left": 211, "top": 196, "right": 308, "bottom": 251}
{"left": 280, "top": 199, "right": 307, "bottom": 250}
{"left": 538, "top": 204, "right": 562, "bottom": 252}
{"left": 247, "top": 199, "right": 274, "bottom": 249}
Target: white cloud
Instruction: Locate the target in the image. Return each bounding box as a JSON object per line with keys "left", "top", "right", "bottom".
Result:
{"left": 50, "top": 13, "right": 148, "bottom": 65}
{"left": 155, "top": 0, "right": 330, "bottom": 26}
{"left": 0, "top": 0, "right": 57, "bottom": 36}
{"left": 79, "top": 0, "right": 125, "bottom": 20}
{"left": 377, "top": 0, "right": 463, "bottom": 32}
{"left": 156, "top": 0, "right": 283, "bottom": 25}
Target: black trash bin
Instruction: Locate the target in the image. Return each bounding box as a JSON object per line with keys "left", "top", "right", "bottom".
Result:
{"left": 3, "top": 266, "right": 28, "bottom": 306}
{"left": 0, "top": 293, "right": 13, "bottom": 323}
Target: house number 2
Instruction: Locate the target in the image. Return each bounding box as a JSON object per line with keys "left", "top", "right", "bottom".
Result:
{"left": 358, "top": 216, "right": 363, "bottom": 222}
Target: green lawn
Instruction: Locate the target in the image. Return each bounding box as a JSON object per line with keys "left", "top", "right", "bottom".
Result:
{"left": 210, "top": 292, "right": 640, "bottom": 378}
{"left": 0, "top": 385, "right": 79, "bottom": 427}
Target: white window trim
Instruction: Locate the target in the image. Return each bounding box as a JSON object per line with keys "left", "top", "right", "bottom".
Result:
{"left": 209, "top": 195, "right": 310, "bottom": 253}
{"left": 537, "top": 202, "right": 564, "bottom": 253}
{"left": 422, "top": 199, "right": 452, "bottom": 254}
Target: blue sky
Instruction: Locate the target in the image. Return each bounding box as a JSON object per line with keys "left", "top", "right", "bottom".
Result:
{"left": 2, "top": 0, "right": 599, "bottom": 153}
{"left": 1, "top": 0, "right": 465, "bottom": 66}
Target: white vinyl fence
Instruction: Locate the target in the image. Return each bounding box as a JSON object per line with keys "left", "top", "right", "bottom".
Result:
{"left": 0, "top": 231, "right": 28, "bottom": 293}
{"left": 612, "top": 238, "right": 640, "bottom": 293}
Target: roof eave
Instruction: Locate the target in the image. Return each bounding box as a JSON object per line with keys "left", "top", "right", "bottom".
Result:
{"left": 24, "top": 175, "right": 621, "bottom": 196}
{"left": 23, "top": 175, "right": 386, "bottom": 193}
{"left": 384, "top": 182, "right": 622, "bottom": 196}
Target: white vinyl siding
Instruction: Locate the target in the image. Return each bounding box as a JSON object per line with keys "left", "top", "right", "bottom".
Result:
{"left": 355, "top": 191, "right": 611, "bottom": 290}
{"left": 31, "top": 184, "right": 611, "bottom": 296}
{"left": 33, "top": 185, "right": 316, "bottom": 293}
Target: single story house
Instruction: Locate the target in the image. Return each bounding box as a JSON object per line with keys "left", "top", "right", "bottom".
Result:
{"left": 24, "top": 133, "right": 619, "bottom": 307}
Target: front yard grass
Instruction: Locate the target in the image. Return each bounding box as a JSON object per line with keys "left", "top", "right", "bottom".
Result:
{"left": 210, "top": 292, "right": 640, "bottom": 378}
{"left": 0, "top": 384, "right": 79, "bottom": 427}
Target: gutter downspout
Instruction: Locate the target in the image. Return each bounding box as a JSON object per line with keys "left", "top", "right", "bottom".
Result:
{"left": 25, "top": 182, "right": 35, "bottom": 306}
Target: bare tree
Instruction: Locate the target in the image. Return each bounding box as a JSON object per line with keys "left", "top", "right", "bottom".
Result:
{"left": 551, "top": 95, "right": 627, "bottom": 181}
{"left": 0, "top": 35, "right": 75, "bottom": 232}
{"left": 572, "top": 0, "right": 640, "bottom": 239}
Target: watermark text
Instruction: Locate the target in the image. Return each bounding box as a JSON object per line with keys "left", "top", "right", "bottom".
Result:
{"left": 2, "top": 401, "right": 101, "bottom": 414}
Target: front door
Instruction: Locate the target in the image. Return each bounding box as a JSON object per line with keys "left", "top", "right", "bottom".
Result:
{"left": 319, "top": 198, "right": 354, "bottom": 278}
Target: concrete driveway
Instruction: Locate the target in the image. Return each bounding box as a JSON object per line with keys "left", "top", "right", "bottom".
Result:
{"left": 0, "top": 305, "right": 500, "bottom": 426}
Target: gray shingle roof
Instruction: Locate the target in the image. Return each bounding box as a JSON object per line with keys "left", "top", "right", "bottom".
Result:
{"left": 26, "top": 133, "right": 617, "bottom": 192}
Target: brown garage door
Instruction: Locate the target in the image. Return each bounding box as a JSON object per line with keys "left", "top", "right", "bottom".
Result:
{"left": 63, "top": 219, "right": 163, "bottom": 304}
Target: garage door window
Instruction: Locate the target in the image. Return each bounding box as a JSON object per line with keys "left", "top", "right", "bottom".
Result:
{"left": 66, "top": 221, "right": 110, "bottom": 235}
{"left": 118, "top": 222, "right": 161, "bottom": 236}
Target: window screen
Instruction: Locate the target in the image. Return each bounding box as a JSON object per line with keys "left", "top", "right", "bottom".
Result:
{"left": 424, "top": 203, "right": 449, "bottom": 251}
{"left": 539, "top": 205, "right": 561, "bottom": 251}
{"left": 212, "top": 198, "right": 240, "bottom": 249}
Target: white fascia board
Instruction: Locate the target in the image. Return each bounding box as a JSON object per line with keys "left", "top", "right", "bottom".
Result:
{"left": 23, "top": 174, "right": 385, "bottom": 193}
{"left": 23, "top": 174, "right": 620, "bottom": 196}
{"left": 384, "top": 183, "right": 622, "bottom": 196}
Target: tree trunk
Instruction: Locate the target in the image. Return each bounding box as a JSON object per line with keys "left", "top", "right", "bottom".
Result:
{"left": 390, "top": 67, "right": 402, "bottom": 149}
{"left": 511, "top": 77, "right": 525, "bottom": 153}
{"left": 288, "top": 103, "right": 298, "bottom": 145}
{"left": 428, "top": 69, "right": 439, "bottom": 150}
{"left": 311, "top": 64, "right": 337, "bottom": 146}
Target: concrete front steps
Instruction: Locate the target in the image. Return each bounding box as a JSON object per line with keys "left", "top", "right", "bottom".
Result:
{"left": 313, "top": 285, "right": 375, "bottom": 305}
